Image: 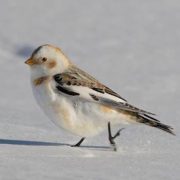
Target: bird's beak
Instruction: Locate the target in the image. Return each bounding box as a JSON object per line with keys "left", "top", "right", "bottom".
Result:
{"left": 25, "top": 58, "right": 36, "bottom": 66}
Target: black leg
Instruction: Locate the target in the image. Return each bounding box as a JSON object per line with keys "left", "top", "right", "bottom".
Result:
{"left": 108, "top": 122, "right": 115, "bottom": 145}
{"left": 108, "top": 122, "right": 124, "bottom": 151}
{"left": 71, "top": 137, "right": 85, "bottom": 147}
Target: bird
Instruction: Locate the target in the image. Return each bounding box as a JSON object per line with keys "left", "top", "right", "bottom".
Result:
{"left": 25, "top": 44, "right": 175, "bottom": 151}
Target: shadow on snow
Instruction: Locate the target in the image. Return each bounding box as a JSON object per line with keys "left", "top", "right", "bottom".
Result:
{"left": 0, "top": 138, "right": 112, "bottom": 151}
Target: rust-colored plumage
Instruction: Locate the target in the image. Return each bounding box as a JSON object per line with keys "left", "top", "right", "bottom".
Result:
{"left": 33, "top": 76, "right": 48, "bottom": 86}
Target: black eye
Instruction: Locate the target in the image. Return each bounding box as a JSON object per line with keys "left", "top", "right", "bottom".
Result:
{"left": 42, "top": 57, "right": 47, "bottom": 62}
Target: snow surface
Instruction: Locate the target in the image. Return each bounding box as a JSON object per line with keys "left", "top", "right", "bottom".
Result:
{"left": 0, "top": 0, "right": 180, "bottom": 179}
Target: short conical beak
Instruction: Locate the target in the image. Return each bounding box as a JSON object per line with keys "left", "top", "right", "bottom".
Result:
{"left": 25, "top": 58, "right": 35, "bottom": 66}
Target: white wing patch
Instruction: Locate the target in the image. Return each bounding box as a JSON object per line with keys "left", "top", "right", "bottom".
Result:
{"left": 53, "top": 73, "right": 155, "bottom": 115}
{"left": 70, "top": 85, "right": 126, "bottom": 103}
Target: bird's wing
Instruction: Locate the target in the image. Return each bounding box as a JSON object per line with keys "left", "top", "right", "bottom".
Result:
{"left": 53, "top": 66, "right": 155, "bottom": 115}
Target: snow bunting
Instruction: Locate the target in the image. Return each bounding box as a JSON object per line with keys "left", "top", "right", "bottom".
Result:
{"left": 25, "top": 44, "right": 174, "bottom": 151}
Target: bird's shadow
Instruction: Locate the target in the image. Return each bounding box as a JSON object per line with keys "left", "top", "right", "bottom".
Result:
{"left": 0, "top": 138, "right": 112, "bottom": 151}
{"left": 0, "top": 138, "right": 67, "bottom": 146}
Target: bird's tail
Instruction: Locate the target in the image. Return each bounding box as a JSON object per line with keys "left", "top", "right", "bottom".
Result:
{"left": 136, "top": 114, "right": 175, "bottom": 135}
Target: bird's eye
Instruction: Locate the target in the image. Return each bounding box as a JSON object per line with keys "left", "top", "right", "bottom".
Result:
{"left": 42, "top": 57, "right": 47, "bottom": 62}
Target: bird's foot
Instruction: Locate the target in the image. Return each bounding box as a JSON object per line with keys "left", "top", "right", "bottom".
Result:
{"left": 71, "top": 137, "right": 85, "bottom": 147}
{"left": 108, "top": 122, "right": 124, "bottom": 151}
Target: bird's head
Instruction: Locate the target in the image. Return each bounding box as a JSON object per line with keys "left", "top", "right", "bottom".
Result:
{"left": 25, "top": 44, "right": 70, "bottom": 78}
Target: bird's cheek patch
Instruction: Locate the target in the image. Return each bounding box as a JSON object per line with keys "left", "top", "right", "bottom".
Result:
{"left": 47, "top": 60, "right": 57, "bottom": 69}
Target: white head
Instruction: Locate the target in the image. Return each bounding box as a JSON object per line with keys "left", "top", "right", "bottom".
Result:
{"left": 25, "top": 44, "right": 70, "bottom": 78}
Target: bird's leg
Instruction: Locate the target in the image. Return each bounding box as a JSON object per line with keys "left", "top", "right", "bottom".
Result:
{"left": 108, "top": 122, "right": 124, "bottom": 151}
{"left": 71, "top": 137, "right": 85, "bottom": 147}
{"left": 108, "top": 122, "right": 115, "bottom": 145}
{"left": 112, "top": 128, "right": 125, "bottom": 139}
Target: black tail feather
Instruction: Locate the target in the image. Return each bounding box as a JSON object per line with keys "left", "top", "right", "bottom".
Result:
{"left": 137, "top": 114, "right": 175, "bottom": 135}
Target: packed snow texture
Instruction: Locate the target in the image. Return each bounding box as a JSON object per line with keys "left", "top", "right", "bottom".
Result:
{"left": 0, "top": 0, "right": 179, "bottom": 180}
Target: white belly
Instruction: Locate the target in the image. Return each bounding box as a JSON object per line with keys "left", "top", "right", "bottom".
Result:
{"left": 32, "top": 81, "right": 131, "bottom": 137}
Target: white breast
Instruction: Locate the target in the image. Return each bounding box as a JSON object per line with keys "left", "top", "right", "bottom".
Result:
{"left": 31, "top": 79, "right": 132, "bottom": 137}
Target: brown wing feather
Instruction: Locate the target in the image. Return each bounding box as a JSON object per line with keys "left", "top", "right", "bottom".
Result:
{"left": 53, "top": 66, "right": 155, "bottom": 115}
{"left": 64, "top": 65, "right": 127, "bottom": 101}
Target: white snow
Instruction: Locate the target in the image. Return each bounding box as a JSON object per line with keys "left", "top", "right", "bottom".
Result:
{"left": 0, "top": 0, "right": 179, "bottom": 180}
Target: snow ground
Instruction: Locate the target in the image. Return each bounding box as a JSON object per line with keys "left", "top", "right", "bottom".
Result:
{"left": 0, "top": 0, "right": 180, "bottom": 179}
